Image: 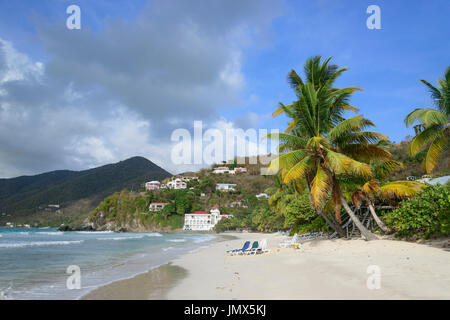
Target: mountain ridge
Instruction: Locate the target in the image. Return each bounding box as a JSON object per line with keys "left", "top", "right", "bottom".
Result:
{"left": 0, "top": 156, "right": 172, "bottom": 226}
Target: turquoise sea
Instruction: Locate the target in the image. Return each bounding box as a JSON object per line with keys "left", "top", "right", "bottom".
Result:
{"left": 0, "top": 228, "right": 217, "bottom": 300}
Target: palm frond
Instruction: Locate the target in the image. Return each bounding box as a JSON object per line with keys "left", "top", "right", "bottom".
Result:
{"left": 342, "top": 144, "right": 392, "bottom": 163}
{"left": 408, "top": 124, "right": 443, "bottom": 156}
{"left": 310, "top": 165, "right": 331, "bottom": 208}
{"left": 373, "top": 160, "right": 404, "bottom": 180}
{"left": 380, "top": 181, "right": 427, "bottom": 199}
{"left": 404, "top": 108, "right": 447, "bottom": 127}
{"left": 328, "top": 115, "right": 375, "bottom": 143}
{"left": 361, "top": 179, "right": 380, "bottom": 196}
{"left": 423, "top": 132, "right": 448, "bottom": 174}
{"left": 283, "top": 156, "right": 313, "bottom": 183}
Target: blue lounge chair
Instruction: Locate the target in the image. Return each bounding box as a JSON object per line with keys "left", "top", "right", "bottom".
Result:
{"left": 243, "top": 241, "right": 259, "bottom": 255}
{"left": 227, "top": 241, "right": 250, "bottom": 255}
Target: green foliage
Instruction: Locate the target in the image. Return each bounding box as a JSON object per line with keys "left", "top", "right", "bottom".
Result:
{"left": 384, "top": 184, "right": 450, "bottom": 238}
{"left": 291, "top": 216, "right": 327, "bottom": 235}
{"left": 283, "top": 192, "right": 316, "bottom": 229}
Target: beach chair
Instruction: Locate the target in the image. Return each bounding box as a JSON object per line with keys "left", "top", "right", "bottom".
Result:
{"left": 243, "top": 241, "right": 259, "bottom": 255}
{"left": 227, "top": 241, "right": 250, "bottom": 255}
{"left": 298, "top": 231, "right": 324, "bottom": 241}
{"left": 253, "top": 239, "right": 270, "bottom": 255}
{"left": 278, "top": 233, "right": 299, "bottom": 248}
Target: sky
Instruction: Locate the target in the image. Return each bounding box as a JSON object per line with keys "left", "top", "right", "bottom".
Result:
{"left": 0, "top": 0, "right": 448, "bottom": 177}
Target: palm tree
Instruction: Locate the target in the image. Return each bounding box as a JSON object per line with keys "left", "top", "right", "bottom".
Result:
{"left": 265, "top": 56, "right": 396, "bottom": 240}
{"left": 341, "top": 142, "right": 428, "bottom": 233}
{"left": 350, "top": 178, "right": 426, "bottom": 233}
{"left": 267, "top": 115, "right": 391, "bottom": 240}
{"left": 272, "top": 56, "right": 361, "bottom": 134}
{"left": 404, "top": 67, "right": 450, "bottom": 174}
{"left": 267, "top": 131, "right": 382, "bottom": 240}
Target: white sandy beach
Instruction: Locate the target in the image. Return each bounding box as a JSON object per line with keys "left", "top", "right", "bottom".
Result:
{"left": 83, "top": 232, "right": 450, "bottom": 300}
{"left": 166, "top": 233, "right": 450, "bottom": 300}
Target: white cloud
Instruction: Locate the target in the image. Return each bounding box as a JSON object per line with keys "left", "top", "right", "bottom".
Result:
{"left": 0, "top": 0, "right": 281, "bottom": 177}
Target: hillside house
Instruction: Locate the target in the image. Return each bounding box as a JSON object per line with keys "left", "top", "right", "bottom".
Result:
{"left": 145, "top": 181, "right": 160, "bottom": 190}
{"left": 216, "top": 183, "right": 237, "bottom": 191}
{"left": 166, "top": 178, "right": 187, "bottom": 189}
{"left": 149, "top": 202, "right": 169, "bottom": 211}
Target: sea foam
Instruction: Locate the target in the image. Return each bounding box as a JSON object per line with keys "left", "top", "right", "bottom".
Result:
{"left": 0, "top": 240, "right": 84, "bottom": 248}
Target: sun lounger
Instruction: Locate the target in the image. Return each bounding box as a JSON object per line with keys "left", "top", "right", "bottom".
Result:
{"left": 253, "top": 239, "right": 270, "bottom": 254}
{"left": 243, "top": 241, "right": 259, "bottom": 255}
{"left": 227, "top": 241, "right": 250, "bottom": 255}
{"left": 279, "top": 233, "right": 299, "bottom": 248}
{"left": 297, "top": 231, "right": 324, "bottom": 241}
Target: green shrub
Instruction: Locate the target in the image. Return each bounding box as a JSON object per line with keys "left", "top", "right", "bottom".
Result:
{"left": 283, "top": 192, "right": 316, "bottom": 230}
{"left": 384, "top": 184, "right": 450, "bottom": 238}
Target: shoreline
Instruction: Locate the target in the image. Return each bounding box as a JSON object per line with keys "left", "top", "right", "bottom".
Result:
{"left": 79, "top": 233, "right": 236, "bottom": 300}
{"left": 80, "top": 262, "right": 187, "bottom": 300}
{"left": 81, "top": 232, "right": 450, "bottom": 300}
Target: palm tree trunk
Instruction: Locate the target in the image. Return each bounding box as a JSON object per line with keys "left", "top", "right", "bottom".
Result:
{"left": 317, "top": 208, "right": 346, "bottom": 238}
{"left": 366, "top": 200, "right": 392, "bottom": 233}
{"left": 340, "top": 195, "right": 378, "bottom": 241}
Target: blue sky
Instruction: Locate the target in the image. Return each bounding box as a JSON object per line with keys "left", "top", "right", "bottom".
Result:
{"left": 236, "top": 0, "right": 450, "bottom": 143}
{"left": 0, "top": 0, "right": 448, "bottom": 176}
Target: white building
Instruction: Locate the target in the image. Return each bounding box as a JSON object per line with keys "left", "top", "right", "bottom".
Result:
{"left": 212, "top": 166, "right": 247, "bottom": 175}
{"left": 180, "top": 176, "right": 198, "bottom": 182}
{"left": 216, "top": 183, "right": 237, "bottom": 191}
{"left": 183, "top": 205, "right": 231, "bottom": 231}
{"left": 234, "top": 167, "right": 247, "bottom": 173}
{"left": 229, "top": 201, "right": 248, "bottom": 208}
{"left": 145, "top": 181, "right": 160, "bottom": 191}
{"left": 149, "top": 202, "right": 168, "bottom": 211}
{"left": 255, "top": 193, "right": 269, "bottom": 199}
{"left": 212, "top": 166, "right": 234, "bottom": 174}
{"left": 166, "top": 178, "right": 187, "bottom": 189}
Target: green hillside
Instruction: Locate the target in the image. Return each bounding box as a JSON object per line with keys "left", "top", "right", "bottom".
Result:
{"left": 0, "top": 157, "right": 172, "bottom": 226}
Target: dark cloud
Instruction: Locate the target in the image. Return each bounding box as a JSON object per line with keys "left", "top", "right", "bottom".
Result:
{"left": 0, "top": 0, "right": 281, "bottom": 177}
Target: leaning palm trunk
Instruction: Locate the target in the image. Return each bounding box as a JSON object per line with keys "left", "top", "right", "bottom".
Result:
{"left": 366, "top": 200, "right": 392, "bottom": 233}
{"left": 317, "top": 208, "right": 346, "bottom": 238}
{"left": 340, "top": 195, "right": 378, "bottom": 240}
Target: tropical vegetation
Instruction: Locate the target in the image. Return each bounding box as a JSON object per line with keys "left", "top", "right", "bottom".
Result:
{"left": 404, "top": 67, "right": 449, "bottom": 174}
{"left": 384, "top": 184, "right": 450, "bottom": 238}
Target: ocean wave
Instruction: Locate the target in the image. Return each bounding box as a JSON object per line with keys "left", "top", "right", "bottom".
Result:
{"left": 76, "top": 231, "right": 114, "bottom": 234}
{"left": 167, "top": 239, "right": 186, "bottom": 242}
{"left": 144, "top": 232, "right": 162, "bottom": 237}
{"left": 162, "top": 246, "right": 174, "bottom": 251}
{"left": 18, "top": 232, "right": 29, "bottom": 235}
{"left": 97, "top": 235, "right": 145, "bottom": 241}
{"left": 0, "top": 240, "right": 84, "bottom": 248}
{"left": 37, "top": 232, "right": 64, "bottom": 236}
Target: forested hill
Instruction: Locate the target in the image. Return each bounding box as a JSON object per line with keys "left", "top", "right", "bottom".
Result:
{"left": 0, "top": 157, "right": 172, "bottom": 225}
{"left": 387, "top": 139, "right": 450, "bottom": 180}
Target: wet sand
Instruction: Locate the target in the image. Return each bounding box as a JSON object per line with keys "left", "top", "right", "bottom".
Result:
{"left": 81, "top": 263, "right": 187, "bottom": 300}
